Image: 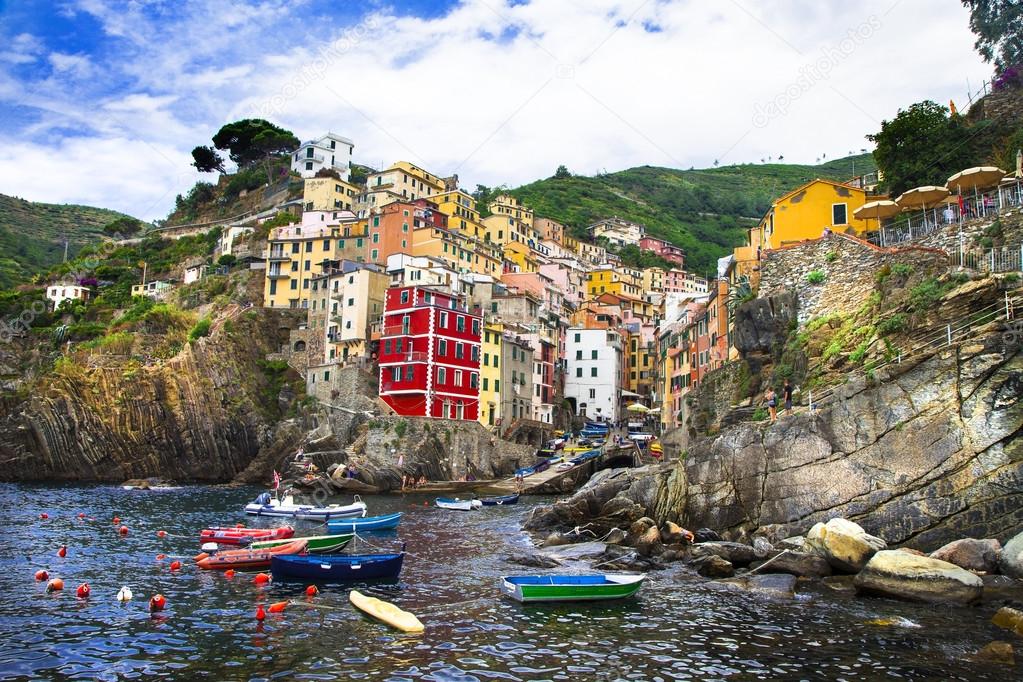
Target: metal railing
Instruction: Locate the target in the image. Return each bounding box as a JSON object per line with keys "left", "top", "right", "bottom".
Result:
{"left": 807, "top": 291, "right": 1022, "bottom": 411}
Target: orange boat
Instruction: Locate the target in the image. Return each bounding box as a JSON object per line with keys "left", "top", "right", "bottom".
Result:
{"left": 196, "top": 539, "right": 308, "bottom": 571}
{"left": 200, "top": 526, "right": 294, "bottom": 546}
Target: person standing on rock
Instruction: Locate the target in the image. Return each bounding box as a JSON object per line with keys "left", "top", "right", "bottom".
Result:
{"left": 783, "top": 379, "right": 793, "bottom": 417}
{"left": 765, "top": 387, "right": 778, "bottom": 423}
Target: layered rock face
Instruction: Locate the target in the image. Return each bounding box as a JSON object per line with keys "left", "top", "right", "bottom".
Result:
{"left": 0, "top": 311, "right": 289, "bottom": 482}
{"left": 677, "top": 328, "right": 1021, "bottom": 548}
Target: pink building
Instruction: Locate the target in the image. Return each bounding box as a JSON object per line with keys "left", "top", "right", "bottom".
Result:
{"left": 639, "top": 236, "right": 685, "bottom": 267}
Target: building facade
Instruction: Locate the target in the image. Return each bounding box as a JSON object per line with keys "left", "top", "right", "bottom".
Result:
{"left": 565, "top": 327, "right": 623, "bottom": 424}
{"left": 291, "top": 132, "right": 354, "bottom": 179}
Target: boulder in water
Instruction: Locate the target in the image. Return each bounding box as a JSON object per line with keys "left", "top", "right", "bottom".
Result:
{"left": 998, "top": 530, "right": 1023, "bottom": 579}
{"left": 993, "top": 606, "right": 1023, "bottom": 637}
{"left": 752, "top": 550, "right": 832, "bottom": 578}
{"left": 853, "top": 550, "right": 983, "bottom": 605}
{"left": 689, "top": 541, "right": 757, "bottom": 567}
{"left": 694, "top": 528, "right": 720, "bottom": 543}
{"left": 505, "top": 552, "right": 562, "bottom": 569}
{"left": 929, "top": 538, "right": 1001, "bottom": 573}
{"left": 692, "top": 554, "right": 734, "bottom": 578}
{"left": 972, "top": 641, "right": 1015, "bottom": 666}
{"left": 806, "top": 518, "right": 886, "bottom": 573}
{"left": 719, "top": 573, "right": 797, "bottom": 600}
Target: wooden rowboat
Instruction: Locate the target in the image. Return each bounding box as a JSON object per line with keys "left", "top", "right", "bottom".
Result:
{"left": 500, "top": 573, "right": 645, "bottom": 603}
{"left": 480, "top": 494, "right": 519, "bottom": 506}
{"left": 326, "top": 512, "right": 403, "bottom": 534}
{"left": 196, "top": 539, "right": 308, "bottom": 571}
{"left": 270, "top": 552, "right": 404, "bottom": 583}
{"left": 200, "top": 526, "right": 294, "bottom": 546}
{"left": 349, "top": 589, "right": 424, "bottom": 632}
{"left": 250, "top": 533, "right": 353, "bottom": 554}
{"left": 435, "top": 497, "right": 482, "bottom": 511}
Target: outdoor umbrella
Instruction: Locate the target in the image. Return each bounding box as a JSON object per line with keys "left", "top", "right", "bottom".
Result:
{"left": 626, "top": 403, "right": 649, "bottom": 413}
{"left": 947, "top": 166, "right": 1005, "bottom": 216}
{"left": 894, "top": 186, "right": 950, "bottom": 210}
{"left": 853, "top": 200, "right": 900, "bottom": 243}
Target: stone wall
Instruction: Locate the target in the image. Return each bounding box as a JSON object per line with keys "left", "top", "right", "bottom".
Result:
{"left": 967, "top": 85, "right": 1023, "bottom": 125}
{"left": 759, "top": 234, "right": 948, "bottom": 325}
{"left": 912, "top": 207, "right": 1023, "bottom": 254}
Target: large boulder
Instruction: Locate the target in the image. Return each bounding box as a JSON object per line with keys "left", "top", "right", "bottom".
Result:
{"left": 692, "top": 554, "right": 734, "bottom": 578}
{"left": 993, "top": 606, "right": 1023, "bottom": 637}
{"left": 719, "top": 573, "right": 797, "bottom": 600}
{"left": 806, "top": 518, "right": 887, "bottom": 573}
{"left": 689, "top": 541, "right": 758, "bottom": 567}
{"left": 999, "top": 530, "right": 1023, "bottom": 579}
{"left": 853, "top": 550, "right": 983, "bottom": 605}
{"left": 929, "top": 538, "right": 1001, "bottom": 573}
{"left": 752, "top": 550, "right": 832, "bottom": 578}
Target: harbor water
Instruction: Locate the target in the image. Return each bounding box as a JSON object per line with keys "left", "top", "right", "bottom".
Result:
{"left": 0, "top": 484, "right": 1013, "bottom": 681}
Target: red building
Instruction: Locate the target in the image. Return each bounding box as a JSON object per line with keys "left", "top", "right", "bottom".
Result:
{"left": 378, "top": 285, "right": 482, "bottom": 420}
{"left": 638, "top": 236, "right": 685, "bottom": 267}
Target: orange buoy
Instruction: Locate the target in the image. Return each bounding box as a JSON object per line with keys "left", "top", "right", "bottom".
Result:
{"left": 253, "top": 573, "right": 270, "bottom": 585}
{"left": 224, "top": 569, "right": 236, "bottom": 578}
{"left": 76, "top": 583, "right": 90, "bottom": 599}
{"left": 193, "top": 552, "right": 209, "bottom": 562}
{"left": 77, "top": 512, "right": 86, "bottom": 519}
{"left": 149, "top": 594, "right": 166, "bottom": 612}
{"left": 156, "top": 553, "right": 166, "bottom": 560}
{"left": 169, "top": 560, "right": 182, "bottom": 571}
{"left": 305, "top": 585, "right": 318, "bottom": 597}
{"left": 46, "top": 578, "right": 64, "bottom": 592}
{"left": 35, "top": 569, "right": 49, "bottom": 581}
{"left": 40, "top": 512, "right": 49, "bottom": 519}
{"left": 119, "top": 525, "right": 129, "bottom": 536}
{"left": 113, "top": 516, "right": 120, "bottom": 524}
{"left": 268, "top": 601, "right": 287, "bottom": 613}
{"left": 57, "top": 545, "right": 67, "bottom": 558}
{"left": 255, "top": 604, "right": 266, "bottom": 620}
{"left": 157, "top": 530, "right": 167, "bottom": 538}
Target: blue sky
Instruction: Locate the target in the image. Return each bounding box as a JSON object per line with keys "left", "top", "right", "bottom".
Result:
{"left": 0, "top": 0, "right": 992, "bottom": 220}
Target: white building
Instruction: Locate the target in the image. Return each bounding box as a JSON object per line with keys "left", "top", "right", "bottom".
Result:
{"left": 46, "top": 284, "right": 89, "bottom": 310}
{"left": 183, "top": 264, "right": 208, "bottom": 284}
{"left": 565, "top": 327, "right": 623, "bottom": 424}
{"left": 291, "top": 133, "right": 354, "bottom": 179}
{"left": 587, "top": 217, "right": 645, "bottom": 247}
{"left": 132, "top": 280, "right": 173, "bottom": 299}
{"left": 217, "top": 225, "right": 254, "bottom": 257}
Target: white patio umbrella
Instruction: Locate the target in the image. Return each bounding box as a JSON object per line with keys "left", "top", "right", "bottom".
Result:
{"left": 626, "top": 403, "right": 650, "bottom": 413}
{"left": 947, "top": 166, "right": 1006, "bottom": 216}
{"left": 854, "top": 200, "right": 900, "bottom": 243}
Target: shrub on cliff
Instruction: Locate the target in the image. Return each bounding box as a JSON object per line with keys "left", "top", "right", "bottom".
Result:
{"left": 188, "top": 317, "right": 212, "bottom": 343}
{"left": 806, "top": 270, "right": 826, "bottom": 284}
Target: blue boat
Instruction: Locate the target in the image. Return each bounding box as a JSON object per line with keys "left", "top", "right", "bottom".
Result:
{"left": 270, "top": 552, "right": 405, "bottom": 582}
{"left": 481, "top": 493, "right": 519, "bottom": 506}
{"left": 326, "top": 512, "right": 403, "bottom": 534}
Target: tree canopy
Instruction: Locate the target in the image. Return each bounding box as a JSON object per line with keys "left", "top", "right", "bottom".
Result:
{"left": 191, "top": 145, "right": 225, "bottom": 173}
{"left": 101, "top": 216, "right": 144, "bottom": 238}
{"left": 193, "top": 119, "right": 301, "bottom": 185}
{"left": 962, "top": 0, "right": 1023, "bottom": 73}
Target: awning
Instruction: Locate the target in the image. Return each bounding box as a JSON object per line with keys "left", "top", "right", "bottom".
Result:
{"left": 620, "top": 390, "right": 642, "bottom": 398}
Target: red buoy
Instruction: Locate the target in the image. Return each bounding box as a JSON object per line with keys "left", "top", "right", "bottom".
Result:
{"left": 40, "top": 513, "right": 49, "bottom": 520}
{"left": 112, "top": 516, "right": 120, "bottom": 524}
{"left": 255, "top": 604, "right": 266, "bottom": 620}
{"left": 224, "top": 569, "right": 236, "bottom": 578}
{"left": 169, "top": 560, "right": 182, "bottom": 571}
{"left": 77, "top": 512, "right": 86, "bottom": 519}
{"left": 46, "top": 578, "right": 64, "bottom": 592}
{"left": 157, "top": 530, "right": 167, "bottom": 538}
{"left": 305, "top": 585, "right": 318, "bottom": 597}
{"left": 253, "top": 573, "right": 270, "bottom": 585}
{"left": 268, "top": 601, "right": 287, "bottom": 613}
{"left": 76, "top": 583, "right": 90, "bottom": 599}
{"left": 34, "top": 569, "right": 49, "bottom": 581}
{"left": 149, "top": 594, "right": 166, "bottom": 612}
{"left": 156, "top": 554, "right": 166, "bottom": 560}
{"left": 57, "top": 545, "right": 67, "bottom": 558}
{"left": 119, "top": 525, "right": 129, "bottom": 536}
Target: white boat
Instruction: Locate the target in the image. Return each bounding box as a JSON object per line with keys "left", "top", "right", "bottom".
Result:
{"left": 244, "top": 492, "right": 368, "bottom": 520}
{"left": 435, "top": 497, "right": 483, "bottom": 511}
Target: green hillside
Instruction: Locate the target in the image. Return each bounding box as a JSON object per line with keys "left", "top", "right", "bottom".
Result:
{"left": 0, "top": 194, "right": 136, "bottom": 289}
{"left": 509, "top": 154, "right": 877, "bottom": 276}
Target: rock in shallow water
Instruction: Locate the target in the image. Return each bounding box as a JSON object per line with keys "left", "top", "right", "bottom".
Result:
{"left": 751, "top": 550, "right": 832, "bottom": 578}
{"left": 806, "top": 518, "right": 887, "bottom": 573}
{"left": 993, "top": 606, "right": 1023, "bottom": 637}
{"left": 718, "top": 573, "right": 797, "bottom": 599}
{"left": 853, "top": 550, "right": 983, "bottom": 605}
{"left": 504, "top": 552, "right": 562, "bottom": 569}
{"left": 689, "top": 541, "right": 758, "bottom": 567}
{"left": 929, "top": 538, "right": 1001, "bottom": 573}
{"left": 972, "top": 641, "right": 1015, "bottom": 666}
{"left": 999, "top": 531, "right": 1023, "bottom": 579}
{"left": 694, "top": 528, "right": 721, "bottom": 543}
{"left": 692, "top": 554, "right": 734, "bottom": 578}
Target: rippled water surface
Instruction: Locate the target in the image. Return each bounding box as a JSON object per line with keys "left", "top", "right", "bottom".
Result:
{"left": 0, "top": 484, "right": 1013, "bottom": 681}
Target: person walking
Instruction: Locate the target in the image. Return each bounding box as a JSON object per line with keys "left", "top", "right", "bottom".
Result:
{"left": 783, "top": 379, "right": 794, "bottom": 416}
{"left": 765, "top": 387, "right": 778, "bottom": 423}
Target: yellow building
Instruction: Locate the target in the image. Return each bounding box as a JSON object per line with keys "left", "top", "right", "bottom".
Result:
{"left": 642, "top": 267, "right": 665, "bottom": 293}
{"left": 489, "top": 194, "right": 533, "bottom": 229}
{"left": 757, "top": 178, "right": 871, "bottom": 249}
{"left": 479, "top": 322, "right": 503, "bottom": 427}
{"left": 303, "top": 177, "right": 361, "bottom": 212}
{"left": 411, "top": 225, "right": 502, "bottom": 276}
{"left": 483, "top": 213, "right": 533, "bottom": 247}
{"left": 432, "top": 189, "right": 486, "bottom": 239}
{"left": 264, "top": 214, "right": 365, "bottom": 308}
{"left": 586, "top": 266, "right": 642, "bottom": 299}
{"left": 503, "top": 240, "right": 539, "bottom": 273}
{"left": 357, "top": 161, "right": 448, "bottom": 216}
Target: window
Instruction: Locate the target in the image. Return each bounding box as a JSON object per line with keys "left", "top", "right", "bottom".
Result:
{"left": 576, "top": 367, "right": 583, "bottom": 377}
{"left": 455, "top": 343, "right": 464, "bottom": 359}
{"left": 440, "top": 312, "right": 448, "bottom": 327}
{"left": 482, "top": 378, "right": 489, "bottom": 391}
{"left": 305, "top": 161, "right": 313, "bottom": 170}
{"left": 323, "top": 240, "right": 330, "bottom": 250}
{"left": 291, "top": 243, "right": 299, "bottom": 254}
{"left": 371, "top": 249, "right": 378, "bottom": 260}
{"left": 574, "top": 333, "right": 581, "bottom": 343}
{"left": 392, "top": 367, "right": 400, "bottom": 381}
{"left": 304, "top": 260, "right": 310, "bottom": 271}
{"left": 472, "top": 346, "right": 479, "bottom": 362}
{"left": 457, "top": 316, "right": 465, "bottom": 332}
{"left": 483, "top": 353, "right": 489, "bottom": 367}
{"left": 589, "top": 389, "right": 596, "bottom": 399}
{"left": 454, "top": 370, "right": 462, "bottom": 386}
{"left": 591, "top": 367, "right": 598, "bottom": 377}
{"left": 290, "top": 280, "right": 297, "bottom": 290}
{"left": 438, "top": 367, "right": 446, "bottom": 384}
{"left": 494, "top": 379, "right": 500, "bottom": 392}
{"left": 384, "top": 340, "right": 391, "bottom": 354}
{"left": 470, "top": 373, "right": 478, "bottom": 388}
{"left": 438, "top": 340, "right": 447, "bottom": 356}
{"left": 591, "top": 350, "right": 598, "bottom": 359}
{"left": 833, "top": 203, "right": 848, "bottom": 225}
{"left": 400, "top": 290, "right": 409, "bottom": 304}
{"left": 472, "top": 319, "right": 480, "bottom": 335}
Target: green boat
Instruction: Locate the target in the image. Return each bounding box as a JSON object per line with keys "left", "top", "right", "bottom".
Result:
{"left": 249, "top": 533, "right": 353, "bottom": 554}
{"left": 500, "top": 573, "right": 645, "bottom": 603}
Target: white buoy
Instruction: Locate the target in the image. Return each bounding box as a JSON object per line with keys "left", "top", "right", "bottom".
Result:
{"left": 201, "top": 542, "right": 219, "bottom": 552}
{"left": 117, "top": 586, "right": 133, "bottom": 602}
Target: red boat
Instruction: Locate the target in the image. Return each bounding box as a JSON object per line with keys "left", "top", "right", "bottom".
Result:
{"left": 196, "top": 539, "right": 308, "bottom": 571}
{"left": 200, "top": 526, "right": 295, "bottom": 546}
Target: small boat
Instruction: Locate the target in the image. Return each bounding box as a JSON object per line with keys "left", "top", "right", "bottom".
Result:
{"left": 200, "top": 525, "right": 295, "bottom": 546}
{"left": 326, "top": 512, "right": 403, "bottom": 534}
{"left": 500, "top": 573, "right": 645, "bottom": 603}
{"left": 435, "top": 497, "right": 482, "bottom": 511}
{"left": 349, "top": 589, "right": 424, "bottom": 633}
{"left": 244, "top": 491, "right": 368, "bottom": 521}
{"left": 270, "top": 552, "right": 405, "bottom": 582}
{"left": 480, "top": 494, "right": 519, "bottom": 506}
{"left": 250, "top": 533, "right": 353, "bottom": 554}
{"left": 197, "top": 539, "right": 308, "bottom": 571}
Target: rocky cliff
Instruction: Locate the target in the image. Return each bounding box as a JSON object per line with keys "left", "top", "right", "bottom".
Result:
{"left": 0, "top": 308, "right": 298, "bottom": 482}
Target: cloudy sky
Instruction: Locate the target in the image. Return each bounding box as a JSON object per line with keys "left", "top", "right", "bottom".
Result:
{"left": 0, "top": 0, "right": 992, "bottom": 221}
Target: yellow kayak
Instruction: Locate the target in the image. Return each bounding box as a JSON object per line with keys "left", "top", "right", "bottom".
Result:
{"left": 349, "top": 590, "right": 424, "bottom": 633}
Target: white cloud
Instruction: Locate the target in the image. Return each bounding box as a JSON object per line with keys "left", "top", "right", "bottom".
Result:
{"left": 0, "top": 33, "right": 43, "bottom": 64}
{"left": 0, "top": 0, "right": 994, "bottom": 220}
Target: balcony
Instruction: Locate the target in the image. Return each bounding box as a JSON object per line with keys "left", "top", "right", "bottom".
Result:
{"left": 266, "top": 270, "right": 290, "bottom": 280}
{"left": 379, "top": 380, "right": 422, "bottom": 393}
{"left": 382, "top": 323, "right": 411, "bottom": 337}
{"left": 263, "top": 249, "right": 291, "bottom": 262}
{"left": 303, "top": 153, "right": 325, "bottom": 163}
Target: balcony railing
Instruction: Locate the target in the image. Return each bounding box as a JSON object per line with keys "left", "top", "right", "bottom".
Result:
{"left": 382, "top": 324, "right": 411, "bottom": 337}
{"left": 381, "top": 351, "right": 429, "bottom": 363}
{"left": 379, "top": 379, "right": 421, "bottom": 393}
{"left": 263, "top": 249, "right": 291, "bottom": 262}
{"left": 266, "top": 270, "right": 290, "bottom": 280}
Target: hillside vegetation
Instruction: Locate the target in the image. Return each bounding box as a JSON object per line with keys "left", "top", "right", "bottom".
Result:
{"left": 0, "top": 194, "right": 138, "bottom": 290}
{"left": 510, "top": 154, "right": 877, "bottom": 275}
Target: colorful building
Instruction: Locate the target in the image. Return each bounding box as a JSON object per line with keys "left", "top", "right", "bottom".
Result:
{"left": 565, "top": 327, "right": 623, "bottom": 424}
{"left": 365, "top": 199, "right": 446, "bottom": 265}
{"left": 291, "top": 132, "right": 354, "bottom": 179}
{"left": 489, "top": 194, "right": 534, "bottom": 229}
{"left": 303, "top": 177, "right": 361, "bottom": 212}
{"left": 378, "top": 285, "right": 482, "bottom": 420}
{"left": 756, "top": 178, "right": 871, "bottom": 249}
{"left": 586, "top": 266, "right": 642, "bottom": 299}
{"left": 46, "top": 283, "right": 89, "bottom": 309}
{"left": 638, "top": 236, "right": 685, "bottom": 267}
{"left": 588, "top": 217, "right": 644, "bottom": 247}
{"left": 358, "top": 161, "right": 448, "bottom": 217}
{"left": 479, "top": 322, "right": 503, "bottom": 427}
{"left": 263, "top": 211, "right": 362, "bottom": 308}
{"left": 500, "top": 329, "right": 534, "bottom": 427}
{"left": 664, "top": 269, "right": 709, "bottom": 295}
